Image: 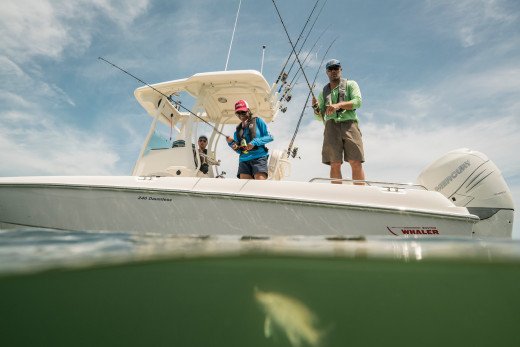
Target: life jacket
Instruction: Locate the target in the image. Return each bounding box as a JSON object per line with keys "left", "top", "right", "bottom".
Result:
{"left": 236, "top": 116, "right": 257, "bottom": 141}
{"left": 322, "top": 78, "right": 355, "bottom": 113}
{"left": 235, "top": 117, "right": 267, "bottom": 152}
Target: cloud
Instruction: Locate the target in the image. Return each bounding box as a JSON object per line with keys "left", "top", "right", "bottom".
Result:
{"left": 0, "top": 1, "right": 67, "bottom": 59}
{"left": 0, "top": 92, "right": 33, "bottom": 109}
{"left": 269, "top": 113, "right": 519, "bottom": 182}
{"left": 425, "top": 0, "right": 518, "bottom": 47}
{"left": 364, "top": 117, "right": 519, "bottom": 181}
{"left": 369, "top": 63, "right": 520, "bottom": 126}
{"left": 90, "top": 0, "right": 150, "bottom": 27}
{"left": 0, "top": 0, "right": 150, "bottom": 61}
{"left": 0, "top": 110, "right": 120, "bottom": 176}
{"left": 0, "top": 55, "right": 75, "bottom": 107}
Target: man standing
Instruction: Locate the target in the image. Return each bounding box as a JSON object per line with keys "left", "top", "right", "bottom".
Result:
{"left": 312, "top": 59, "right": 365, "bottom": 183}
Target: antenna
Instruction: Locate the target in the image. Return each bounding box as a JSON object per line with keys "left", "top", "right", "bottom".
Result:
{"left": 225, "top": 0, "right": 242, "bottom": 71}
{"left": 260, "top": 45, "right": 266, "bottom": 74}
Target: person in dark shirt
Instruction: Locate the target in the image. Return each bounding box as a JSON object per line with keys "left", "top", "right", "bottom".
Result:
{"left": 197, "top": 135, "right": 209, "bottom": 174}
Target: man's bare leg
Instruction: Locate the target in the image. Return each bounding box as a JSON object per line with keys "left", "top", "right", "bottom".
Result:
{"left": 330, "top": 161, "right": 342, "bottom": 184}
{"left": 349, "top": 160, "right": 365, "bottom": 185}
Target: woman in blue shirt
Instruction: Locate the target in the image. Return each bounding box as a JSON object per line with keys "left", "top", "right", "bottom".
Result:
{"left": 226, "top": 99, "right": 273, "bottom": 179}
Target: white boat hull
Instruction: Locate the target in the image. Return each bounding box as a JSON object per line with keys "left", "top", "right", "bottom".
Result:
{"left": 0, "top": 176, "right": 477, "bottom": 237}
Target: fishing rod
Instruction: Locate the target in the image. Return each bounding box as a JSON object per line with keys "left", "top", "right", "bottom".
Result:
{"left": 282, "top": 0, "right": 328, "bottom": 81}
{"left": 274, "top": 0, "right": 321, "bottom": 85}
{"left": 279, "top": 23, "right": 331, "bottom": 102}
{"left": 98, "top": 56, "right": 229, "bottom": 138}
{"left": 271, "top": 0, "right": 318, "bottom": 101}
{"left": 278, "top": 43, "right": 319, "bottom": 101}
{"left": 278, "top": 17, "right": 330, "bottom": 96}
{"left": 286, "top": 37, "right": 338, "bottom": 157}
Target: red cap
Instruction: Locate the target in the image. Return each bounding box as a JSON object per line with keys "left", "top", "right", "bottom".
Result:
{"left": 235, "top": 99, "right": 249, "bottom": 112}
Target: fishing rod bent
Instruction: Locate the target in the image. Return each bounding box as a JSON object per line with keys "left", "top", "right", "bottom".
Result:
{"left": 271, "top": 0, "right": 317, "bottom": 100}
{"left": 286, "top": 37, "right": 338, "bottom": 156}
{"left": 274, "top": 0, "right": 320, "bottom": 85}
{"left": 98, "top": 57, "right": 229, "bottom": 138}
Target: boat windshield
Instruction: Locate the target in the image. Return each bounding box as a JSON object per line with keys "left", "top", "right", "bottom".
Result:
{"left": 145, "top": 131, "right": 173, "bottom": 153}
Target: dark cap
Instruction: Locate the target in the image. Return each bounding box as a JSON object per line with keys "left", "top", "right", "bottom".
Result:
{"left": 198, "top": 135, "right": 208, "bottom": 141}
{"left": 325, "top": 59, "right": 341, "bottom": 69}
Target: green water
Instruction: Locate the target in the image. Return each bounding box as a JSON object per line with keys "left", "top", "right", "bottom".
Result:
{"left": 1, "top": 255, "right": 519, "bottom": 347}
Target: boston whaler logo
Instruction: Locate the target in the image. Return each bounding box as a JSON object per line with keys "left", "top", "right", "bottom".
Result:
{"left": 387, "top": 226, "right": 440, "bottom": 236}
{"left": 434, "top": 160, "right": 471, "bottom": 191}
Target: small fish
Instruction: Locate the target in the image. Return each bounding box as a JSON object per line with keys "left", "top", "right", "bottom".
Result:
{"left": 254, "top": 287, "right": 324, "bottom": 347}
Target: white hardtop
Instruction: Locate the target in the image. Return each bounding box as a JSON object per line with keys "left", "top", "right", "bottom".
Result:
{"left": 134, "top": 70, "right": 278, "bottom": 126}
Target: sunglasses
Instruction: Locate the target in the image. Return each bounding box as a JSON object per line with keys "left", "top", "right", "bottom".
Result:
{"left": 327, "top": 66, "right": 340, "bottom": 71}
{"left": 236, "top": 111, "right": 248, "bottom": 116}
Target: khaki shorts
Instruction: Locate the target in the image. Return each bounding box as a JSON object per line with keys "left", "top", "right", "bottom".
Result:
{"left": 322, "top": 120, "right": 365, "bottom": 165}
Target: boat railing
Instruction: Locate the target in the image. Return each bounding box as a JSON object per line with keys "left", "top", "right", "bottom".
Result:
{"left": 308, "top": 178, "right": 428, "bottom": 191}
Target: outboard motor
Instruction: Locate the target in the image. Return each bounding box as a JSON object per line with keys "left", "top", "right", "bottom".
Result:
{"left": 417, "top": 149, "right": 514, "bottom": 238}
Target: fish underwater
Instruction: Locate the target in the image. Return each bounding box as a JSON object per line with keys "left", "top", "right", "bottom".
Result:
{"left": 254, "top": 287, "right": 325, "bottom": 347}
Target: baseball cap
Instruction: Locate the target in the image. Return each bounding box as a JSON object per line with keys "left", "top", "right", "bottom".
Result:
{"left": 235, "top": 99, "right": 249, "bottom": 112}
{"left": 325, "top": 59, "right": 341, "bottom": 69}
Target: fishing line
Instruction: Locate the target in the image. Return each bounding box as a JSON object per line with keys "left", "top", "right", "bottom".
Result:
{"left": 98, "top": 57, "right": 229, "bottom": 138}
{"left": 274, "top": 0, "right": 321, "bottom": 85}
{"left": 271, "top": 0, "right": 318, "bottom": 101}
{"left": 286, "top": 37, "right": 338, "bottom": 156}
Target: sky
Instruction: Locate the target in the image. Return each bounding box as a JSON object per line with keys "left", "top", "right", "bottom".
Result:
{"left": 1, "top": 0, "right": 519, "bottom": 238}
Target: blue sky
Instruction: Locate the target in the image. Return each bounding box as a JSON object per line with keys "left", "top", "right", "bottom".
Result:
{"left": 1, "top": 0, "right": 519, "bottom": 237}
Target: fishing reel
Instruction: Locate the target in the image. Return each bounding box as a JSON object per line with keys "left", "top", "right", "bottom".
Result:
{"left": 240, "top": 138, "right": 249, "bottom": 154}
{"left": 281, "top": 72, "right": 288, "bottom": 83}
{"left": 291, "top": 147, "right": 299, "bottom": 159}
{"left": 281, "top": 83, "right": 292, "bottom": 101}
{"left": 232, "top": 139, "right": 250, "bottom": 154}
{"left": 278, "top": 81, "right": 293, "bottom": 103}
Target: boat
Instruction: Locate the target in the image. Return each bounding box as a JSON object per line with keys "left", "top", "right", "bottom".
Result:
{"left": 0, "top": 70, "right": 515, "bottom": 237}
